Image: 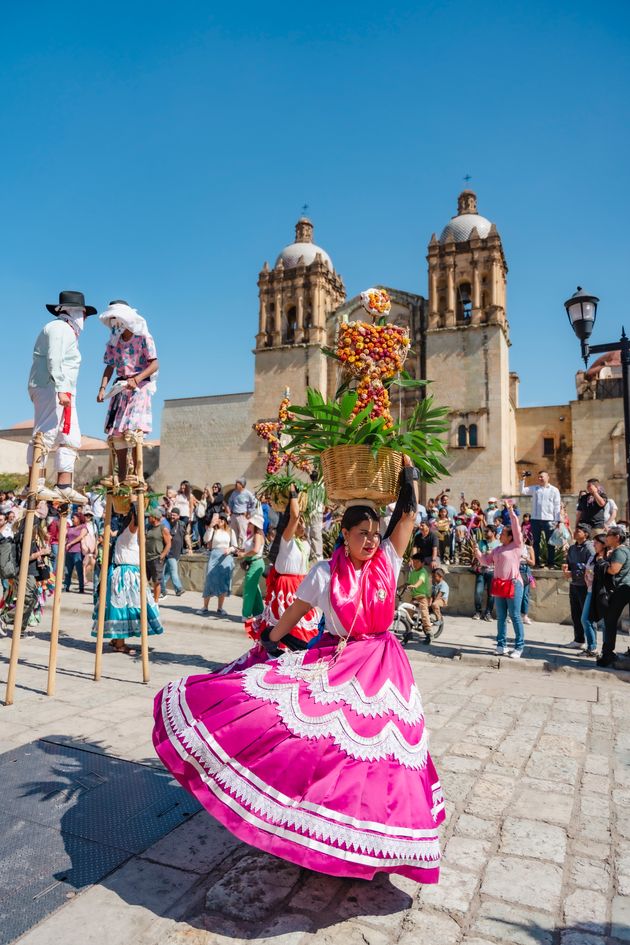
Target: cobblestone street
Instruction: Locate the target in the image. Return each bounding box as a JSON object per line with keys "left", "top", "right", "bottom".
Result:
{"left": 2, "top": 591, "right": 630, "bottom": 945}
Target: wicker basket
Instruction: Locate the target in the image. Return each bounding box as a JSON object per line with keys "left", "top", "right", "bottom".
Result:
{"left": 111, "top": 493, "right": 149, "bottom": 515}
{"left": 268, "top": 490, "right": 309, "bottom": 514}
{"left": 321, "top": 445, "right": 403, "bottom": 504}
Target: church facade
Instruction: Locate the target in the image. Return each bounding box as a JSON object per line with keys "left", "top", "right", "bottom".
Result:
{"left": 155, "top": 192, "right": 625, "bottom": 511}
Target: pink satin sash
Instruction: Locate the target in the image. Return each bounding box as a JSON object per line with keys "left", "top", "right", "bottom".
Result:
{"left": 329, "top": 544, "right": 396, "bottom": 637}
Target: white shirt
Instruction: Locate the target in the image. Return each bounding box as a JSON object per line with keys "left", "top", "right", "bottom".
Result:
{"left": 414, "top": 505, "right": 428, "bottom": 526}
{"left": 210, "top": 529, "right": 231, "bottom": 552}
{"left": 28, "top": 319, "right": 81, "bottom": 394}
{"left": 605, "top": 498, "right": 618, "bottom": 526}
{"left": 114, "top": 526, "right": 139, "bottom": 566}
{"left": 276, "top": 537, "right": 309, "bottom": 575}
{"left": 297, "top": 540, "right": 402, "bottom": 638}
{"left": 173, "top": 494, "right": 191, "bottom": 517}
{"left": 520, "top": 480, "right": 561, "bottom": 523}
{"left": 88, "top": 491, "right": 106, "bottom": 519}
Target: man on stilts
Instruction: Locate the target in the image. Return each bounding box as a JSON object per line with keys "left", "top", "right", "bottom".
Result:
{"left": 26, "top": 290, "right": 96, "bottom": 504}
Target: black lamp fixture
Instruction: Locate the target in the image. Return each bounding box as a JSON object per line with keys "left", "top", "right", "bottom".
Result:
{"left": 564, "top": 286, "right": 600, "bottom": 365}
{"left": 563, "top": 284, "right": 630, "bottom": 523}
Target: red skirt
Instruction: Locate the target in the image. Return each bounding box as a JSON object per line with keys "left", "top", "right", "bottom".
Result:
{"left": 245, "top": 567, "right": 320, "bottom": 646}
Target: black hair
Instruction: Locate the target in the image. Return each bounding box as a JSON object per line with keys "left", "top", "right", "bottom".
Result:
{"left": 485, "top": 524, "right": 497, "bottom": 535}
{"left": 340, "top": 505, "right": 379, "bottom": 532}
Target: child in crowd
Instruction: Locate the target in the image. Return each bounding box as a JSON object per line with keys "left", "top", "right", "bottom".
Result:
{"left": 431, "top": 567, "right": 449, "bottom": 624}
{"left": 407, "top": 552, "right": 433, "bottom": 638}
{"left": 435, "top": 508, "right": 452, "bottom": 563}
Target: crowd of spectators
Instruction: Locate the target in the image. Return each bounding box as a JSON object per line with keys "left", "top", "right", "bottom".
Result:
{"left": 1, "top": 467, "right": 629, "bottom": 668}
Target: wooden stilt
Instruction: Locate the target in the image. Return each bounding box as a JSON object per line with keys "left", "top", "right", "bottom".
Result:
{"left": 5, "top": 434, "right": 44, "bottom": 705}
{"left": 135, "top": 434, "right": 150, "bottom": 684}
{"left": 94, "top": 444, "right": 115, "bottom": 681}
{"left": 46, "top": 505, "right": 69, "bottom": 696}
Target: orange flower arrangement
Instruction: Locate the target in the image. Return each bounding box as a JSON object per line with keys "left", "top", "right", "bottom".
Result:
{"left": 335, "top": 292, "right": 410, "bottom": 427}
{"left": 253, "top": 392, "right": 311, "bottom": 474}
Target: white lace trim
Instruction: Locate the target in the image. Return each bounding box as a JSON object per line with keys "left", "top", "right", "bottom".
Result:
{"left": 242, "top": 662, "right": 428, "bottom": 769}
{"left": 214, "top": 651, "right": 252, "bottom": 676}
{"left": 274, "top": 651, "right": 424, "bottom": 724}
{"left": 161, "top": 680, "right": 441, "bottom": 864}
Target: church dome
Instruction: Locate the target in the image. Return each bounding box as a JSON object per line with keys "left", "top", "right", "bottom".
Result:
{"left": 439, "top": 190, "right": 493, "bottom": 244}
{"left": 275, "top": 218, "right": 333, "bottom": 270}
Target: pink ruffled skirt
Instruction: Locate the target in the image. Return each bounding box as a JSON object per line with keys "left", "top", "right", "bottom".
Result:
{"left": 152, "top": 631, "right": 445, "bottom": 882}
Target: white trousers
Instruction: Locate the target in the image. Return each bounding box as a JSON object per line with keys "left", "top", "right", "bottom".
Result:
{"left": 27, "top": 387, "right": 81, "bottom": 473}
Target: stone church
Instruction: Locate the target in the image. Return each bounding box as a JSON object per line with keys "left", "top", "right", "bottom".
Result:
{"left": 156, "top": 192, "right": 625, "bottom": 510}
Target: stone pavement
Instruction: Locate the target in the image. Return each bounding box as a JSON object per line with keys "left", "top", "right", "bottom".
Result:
{"left": 2, "top": 590, "right": 630, "bottom": 944}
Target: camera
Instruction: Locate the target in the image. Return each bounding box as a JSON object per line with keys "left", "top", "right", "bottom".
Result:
{"left": 523, "top": 471, "right": 532, "bottom": 478}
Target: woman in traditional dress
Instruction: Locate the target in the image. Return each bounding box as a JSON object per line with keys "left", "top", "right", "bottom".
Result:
{"left": 196, "top": 514, "right": 236, "bottom": 617}
{"left": 153, "top": 458, "right": 445, "bottom": 882}
{"left": 237, "top": 512, "right": 266, "bottom": 619}
{"left": 246, "top": 488, "right": 320, "bottom": 648}
{"left": 96, "top": 300, "right": 159, "bottom": 483}
{"left": 92, "top": 504, "right": 163, "bottom": 655}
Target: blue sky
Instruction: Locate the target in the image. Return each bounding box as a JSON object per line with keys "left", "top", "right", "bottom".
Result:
{"left": 1, "top": 1, "right": 629, "bottom": 439}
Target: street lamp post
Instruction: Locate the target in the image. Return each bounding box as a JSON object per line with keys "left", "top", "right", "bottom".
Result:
{"left": 564, "top": 286, "right": 630, "bottom": 519}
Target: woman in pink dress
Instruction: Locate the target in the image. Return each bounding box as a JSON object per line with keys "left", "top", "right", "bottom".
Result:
{"left": 96, "top": 300, "right": 159, "bottom": 482}
{"left": 152, "top": 459, "right": 445, "bottom": 882}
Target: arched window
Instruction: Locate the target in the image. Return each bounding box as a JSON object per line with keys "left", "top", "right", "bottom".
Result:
{"left": 265, "top": 304, "right": 275, "bottom": 347}
{"left": 469, "top": 423, "right": 478, "bottom": 447}
{"left": 456, "top": 283, "right": 472, "bottom": 324}
{"left": 457, "top": 424, "right": 467, "bottom": 448}
{"left": 283, "top": 306, "right": 297, "bottom": 343}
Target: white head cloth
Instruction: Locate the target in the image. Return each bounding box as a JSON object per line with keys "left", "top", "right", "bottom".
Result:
{"left": 343, "top": 499, "right": 379, "bottom": 511}
{"left": 57, "top": 305, "right": 86, "bottom": 335}
{"left": 99, "top": 302, "right": 151, "bottom": 338}
{"left": 99, "top": 302, "right": 158, "bottom": 393}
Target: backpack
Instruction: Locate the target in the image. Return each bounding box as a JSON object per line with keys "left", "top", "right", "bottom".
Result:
{"left": 0, "top": 537, "right": 17, "bottom": 580}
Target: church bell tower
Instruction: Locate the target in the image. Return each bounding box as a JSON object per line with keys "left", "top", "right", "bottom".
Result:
{"left": 253, "top": 217, "right": 345, "bottom": 423}
{"left": 425, "top": 191, "right": 516, "bottom": 497}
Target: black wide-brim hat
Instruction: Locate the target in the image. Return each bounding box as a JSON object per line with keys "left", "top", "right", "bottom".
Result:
{"left": 46, "top": 290, "right": 97, "bottom": 317}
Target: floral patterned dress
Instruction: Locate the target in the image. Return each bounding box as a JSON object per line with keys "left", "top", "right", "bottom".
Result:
{"left": 104, "top": 332, "right": 157, "bottom": 436}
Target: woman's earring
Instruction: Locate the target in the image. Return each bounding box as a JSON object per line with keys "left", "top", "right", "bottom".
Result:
{"left": 344, "top": 541, "right": 349, "bottom": 558}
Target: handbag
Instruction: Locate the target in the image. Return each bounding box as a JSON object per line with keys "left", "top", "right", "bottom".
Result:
{"left": 491, "top": 577, "right": 515, "bottom": 599}
{"left": 196, "top": 500, "right": 207, "bottom": 519}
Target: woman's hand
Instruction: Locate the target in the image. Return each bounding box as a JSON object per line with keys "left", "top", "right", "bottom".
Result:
{"left": 127, "top": 376, "right": 138, "bottom": 390}
{"left": 97, "top": 386, "right": 106, "bottom": 403}
{"left": 402, "top": 454, "right": 412, "bottom": 467}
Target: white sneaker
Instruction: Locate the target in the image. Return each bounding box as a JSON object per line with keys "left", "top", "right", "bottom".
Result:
{"left": 522, "top": 615, "right": 532, "bottom": 625}
{"left": 53, "top": 486, "right": 88, "bottom": 504}
{"left": 509, "top": 649, "right": 524, "bottom": 659}
{"left": 20, "top": 482, "right": 58, "bottom": 501}
{"left": 495, "top": 646, "right": 512, "bottom": 656}
{"left": 566, "top": 640, "right": 584, "bottom": 650}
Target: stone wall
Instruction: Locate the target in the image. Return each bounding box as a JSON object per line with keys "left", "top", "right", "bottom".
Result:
{"left": 179, "top": 555, "right": 573, "bottom": 626}
{"left": 425, "top": 323, "right": 516, "bottom": 500}
{"left": 154, "top": 392, "right": 264, "bottom": 492}
{"left": 0, "top": 437, "right": 28, "bottom": 474}
{"left": 515, "top": 405, "right": 573, "bottom": 493}
{"left": 570, "top": 396, "right": 625, "bottom": 512}
{"left": 408, "top": 565, "right": 573, "bottom": 625}
{"left": 253, "top": 344, "right": 328, "bottom": 421}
